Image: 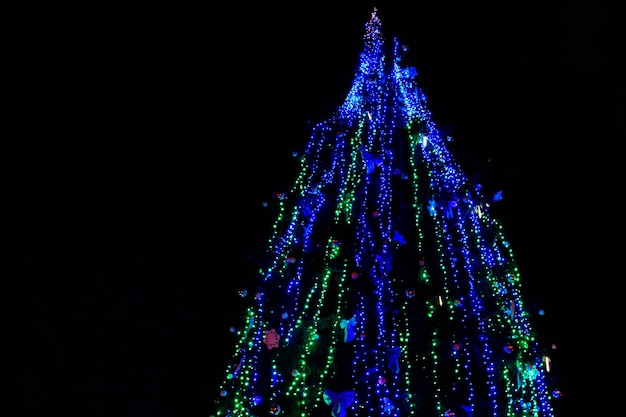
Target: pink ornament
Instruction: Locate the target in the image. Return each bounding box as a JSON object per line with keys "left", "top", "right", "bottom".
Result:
{"left": 263, "top": 328, "right": 281, "bottom": 349}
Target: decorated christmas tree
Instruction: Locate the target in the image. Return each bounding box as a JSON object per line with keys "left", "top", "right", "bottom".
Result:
{"left": 213, "top": 8, "right": 561, "bottom": 417}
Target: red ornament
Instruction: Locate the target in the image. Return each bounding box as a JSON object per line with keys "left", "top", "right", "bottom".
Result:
{"left": 263, "top": 328, "right": 281, "bottom": 349}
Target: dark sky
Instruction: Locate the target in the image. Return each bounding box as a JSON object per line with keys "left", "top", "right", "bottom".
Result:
{"left": 3, "top": 3, "right": 619, "bottom": 416}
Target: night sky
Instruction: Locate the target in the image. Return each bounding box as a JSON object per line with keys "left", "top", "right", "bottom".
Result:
{"left": 3, "top": 3, "right": 619, "bottom": 416}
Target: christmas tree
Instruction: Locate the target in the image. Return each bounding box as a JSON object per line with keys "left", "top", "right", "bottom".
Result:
{"left": 213, "top": 8, "right": 560, "bottom": 417}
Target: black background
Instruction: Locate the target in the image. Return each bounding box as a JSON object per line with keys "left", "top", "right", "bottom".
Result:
{"left": 3, "top": 2, "right": 620, "bottom": 416}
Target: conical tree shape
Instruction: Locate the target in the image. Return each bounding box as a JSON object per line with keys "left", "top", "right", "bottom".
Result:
{"left": 214, "top": 8, "right": 560, "bottom": 417}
